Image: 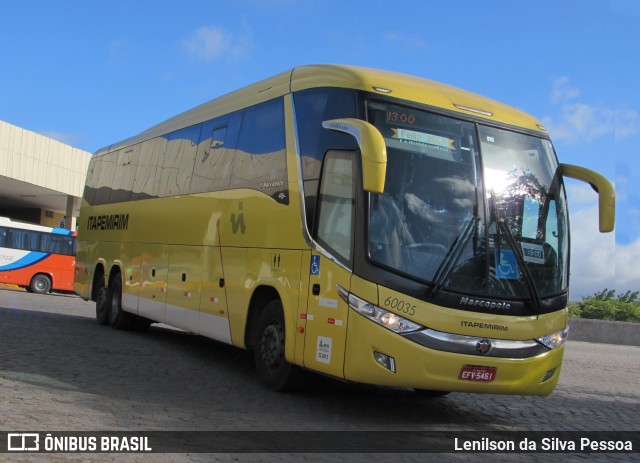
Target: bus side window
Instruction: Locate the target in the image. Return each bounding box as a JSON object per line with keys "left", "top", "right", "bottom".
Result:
{"left": 83, "top": 157, "right": 99, "bottom": 205}
{"left": 7, "top": 229, "right": 39, "bottom": 251}
{"left": 111, "top": 146, "right": 137, "bottom": 203}
{"left": 315, "top": 151, "right": 356, "bottom": 263}
{"left": 293, "top": 88, "right": 357, "bottom": 231}
{"left": 95, "top": 151, "right": 117, "bottom": 205}
{"left": 231, "top": 98, "right": 287, "bottom": 203}
{"left": 133, "top": 138, "right": 164, "bottom": 200}
{"left": 158, "top": 124, "right": 201, "bottom": 197}
{"left": 545, "top": 200, "right": 559, "bottom": 255}
{"left": 0, "top": 227, "right": 6, "bottom": 247}
{"left": 190, "top": 112, "right": 241, "bottom": 194}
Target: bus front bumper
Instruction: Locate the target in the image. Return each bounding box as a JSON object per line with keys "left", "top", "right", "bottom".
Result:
{"left": 343, "top": 311, "right": 564, "bottom": 396}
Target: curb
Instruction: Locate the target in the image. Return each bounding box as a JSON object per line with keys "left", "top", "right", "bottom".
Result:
{"left": 568, "top": 318, "right": 639, "bottom": 347}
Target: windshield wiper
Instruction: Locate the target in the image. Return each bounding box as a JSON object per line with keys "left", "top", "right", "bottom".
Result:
{"left": 496, "top": 220, "right": 542, "bottom": 311}
{"left": 428, "top": 215, "right": 480, "bottom": 297}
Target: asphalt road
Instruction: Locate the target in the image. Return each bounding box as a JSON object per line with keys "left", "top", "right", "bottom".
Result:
{"left": 0, "top": 289, "right": 637, "bottom": 463}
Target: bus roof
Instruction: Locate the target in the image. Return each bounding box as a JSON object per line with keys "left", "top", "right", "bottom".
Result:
{"left": 0, "top": 216, "right": 74, "bottom": 235}
{"left": 97, "top": 64, "right": 547, "bottom": 155}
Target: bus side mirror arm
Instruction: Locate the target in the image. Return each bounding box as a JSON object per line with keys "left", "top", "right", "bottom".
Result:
{"left": 560, "top": 163, "right": 615, "bottom": 233}
{"left": 322, "top": 118, "right": 387, "bottom": 194}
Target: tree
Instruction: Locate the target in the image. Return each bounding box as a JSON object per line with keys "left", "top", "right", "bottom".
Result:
{"left": 569, "top": 289, "right": 640, "bottom": 323}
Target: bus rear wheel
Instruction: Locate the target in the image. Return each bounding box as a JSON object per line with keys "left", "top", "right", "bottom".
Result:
{"left": 107, "top": 275, "right": 136, "bottom": 330}
{"left": 29, "top": 274, "right": 52, "bottom": 294}
{"left": 254, "top": 300, "right": 301, "bottom": 392}
{"left": 95, "top": 284, "right": 109, "bottom": 326}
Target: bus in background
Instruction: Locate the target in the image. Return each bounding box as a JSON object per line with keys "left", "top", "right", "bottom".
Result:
{"left": 74, "top": 65, "right": 614, "bottom": 395}
{"left": 0, "top": 217, "right": 76, "bottom": 294}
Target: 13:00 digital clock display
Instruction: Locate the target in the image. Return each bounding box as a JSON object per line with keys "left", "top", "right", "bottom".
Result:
{"left": 387, "top": 110, "right": 417, "bottom": 125}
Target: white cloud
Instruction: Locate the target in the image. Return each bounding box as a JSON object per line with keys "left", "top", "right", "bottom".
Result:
{"left": 182, "top": 25, "right": 253, "bottom": 62}
{"left": 550, "top": 76, "right": 580, "bottom": 104}
{"left": 543, "top": 102, "right": 614, "bottom": 144}
{"left": 566, "top": 186, "right": 640, "bottom": 298}
{"left": 616, "top": 107, "right": 639, "bottom": 140}
{"left": 616, "top": 238, "right": 640, "bottom": 291}
{"left": 568, "top": 201, "right": 616, "bottom": 299}
{"left": 566, "top": 179, "right": 608, "bottom": 209}
{"left": 543, "top": 76, "right": 639, "bottom": 144}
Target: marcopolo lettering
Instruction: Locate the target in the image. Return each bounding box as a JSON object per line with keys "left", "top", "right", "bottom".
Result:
{"left": 460, "top": 296, "right": 511, "bottom": 310}
{"left": 87, "top": 214, "right": 129, "bottom": 231}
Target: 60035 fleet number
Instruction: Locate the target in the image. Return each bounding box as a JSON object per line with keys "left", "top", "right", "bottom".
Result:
{"left": 383, "top": 297, "right": 416, "bottom": 316}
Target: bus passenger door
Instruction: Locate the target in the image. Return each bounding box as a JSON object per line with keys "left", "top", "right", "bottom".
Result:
{"left": 303, "top": 151, "right": 356, "bottom": 379}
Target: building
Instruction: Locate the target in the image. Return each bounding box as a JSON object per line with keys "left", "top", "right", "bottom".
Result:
{"left": 0, "top": 120, "right": 92, "bottom": 230}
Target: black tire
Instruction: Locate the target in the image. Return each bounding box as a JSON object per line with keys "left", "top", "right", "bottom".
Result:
{"left": 254, "top": 300, "right": 301, "bottom": 392}
{"left": 95, "top": 281, "right": 109, "bottom": 326}
{"left": 29, "top": 274, "right": 52, "bottom": 294}
{"left": 107, "top": 275, "right": 136, "bottom": 330}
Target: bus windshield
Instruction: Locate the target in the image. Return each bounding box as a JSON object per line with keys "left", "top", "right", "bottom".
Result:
{"left": 367, "top": 101, "right": 569, "bottom": 301}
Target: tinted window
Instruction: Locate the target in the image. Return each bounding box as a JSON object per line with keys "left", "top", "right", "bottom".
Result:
{"left": 293, "top": 88, "right": 358, "bottom": 181}
{"left": 41, "top": 233, "right": 76, "bottom": 255}
{"left": 293, "top": 88, "right": 358, "bottom": 229}
{"left": 111, "top": 146, "right": 138, "bottom": 203}
{"left": 191, "top": 112, "right": 241, "bottom": 194}
{"left": 83, "top": 156, "right": 98, "bottom": 205}
{"left": 133, "top": 138, "right": 166, "bottom": 200}
{"left": 231, "top": 98, "right": 288, "bottom": 204}
{"left": 94, "top": 153, "right": 116, "bottom": 205}
{"left": 316, "top": 151, "right": 356, "bottom": 263}
{"left": 157, "top": 124, "right": 201, "bottom": 197}
{"left": 7, "top": 229, "right": 39, "bottom": 251}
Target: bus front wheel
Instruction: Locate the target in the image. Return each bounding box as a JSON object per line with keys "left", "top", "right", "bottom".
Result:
{"left": 254, "top": 300, "right": 301, "bottom": 392}
{"left": 29, "top": 274, "right": 52, "bottom": 294}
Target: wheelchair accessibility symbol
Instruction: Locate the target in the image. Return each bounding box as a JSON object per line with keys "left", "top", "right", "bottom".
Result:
{"left": 310, "top": 255, "right": 320, "bottom": 275}
{"left": 495, "top": 250, "right": 518, "bottom": 280}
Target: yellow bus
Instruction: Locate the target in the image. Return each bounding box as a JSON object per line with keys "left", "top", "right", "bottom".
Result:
{"left": 74, "top": 65, "right": 614, "bottom": 395}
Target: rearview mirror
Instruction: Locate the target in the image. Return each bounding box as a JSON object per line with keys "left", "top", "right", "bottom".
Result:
{"left": 322, "top": 118, "right": 387, "bottom": 194}
{"left": 560, "top": 163, "right": 615, "bottom": 232}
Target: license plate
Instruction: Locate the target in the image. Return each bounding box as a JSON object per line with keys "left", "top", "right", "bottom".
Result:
{"left": 459, "top": 365, "right": 497, "bottom": 382}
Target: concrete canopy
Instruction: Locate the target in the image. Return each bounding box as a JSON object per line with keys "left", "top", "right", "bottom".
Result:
{"left": 0, "top": 120, "right": 92, "bottom": 229}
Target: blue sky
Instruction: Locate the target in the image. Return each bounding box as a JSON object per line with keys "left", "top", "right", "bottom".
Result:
{"left": 1, "top": 0, "right": 638, "bottom": 298}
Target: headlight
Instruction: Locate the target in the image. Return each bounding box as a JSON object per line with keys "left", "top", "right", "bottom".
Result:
{"left": 537, "top": 326, "right": 569, "bottom": 349}
{"left": 337, "top": 285, "right": 423, "bottom": 334}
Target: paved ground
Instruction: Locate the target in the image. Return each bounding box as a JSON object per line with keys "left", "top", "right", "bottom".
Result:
{"left": 0, "top": 289, "right": 637, "bottom": 462}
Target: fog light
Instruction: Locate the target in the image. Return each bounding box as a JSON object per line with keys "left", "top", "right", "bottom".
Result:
{"left": 374, "top": 351, "right": 396, "bottom": 373}
{"left": 541, "top": 367, "right": 557, "bottom": 383}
